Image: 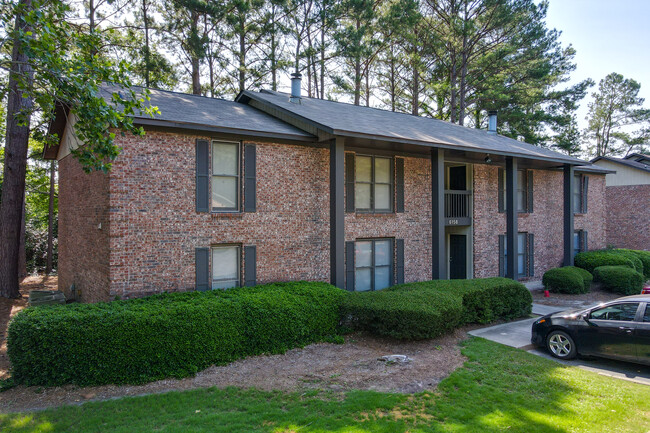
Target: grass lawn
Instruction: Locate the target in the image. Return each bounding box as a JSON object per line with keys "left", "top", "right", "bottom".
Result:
{"left": 1, "top": 337, "right": 649, "bottom": 433}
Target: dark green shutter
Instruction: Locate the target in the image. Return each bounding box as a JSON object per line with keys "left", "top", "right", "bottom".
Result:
{"left": 498, "top": 168, "right": 505, "bottom": 213}
{"left": 345, "top": 241, "right": 355, "bottom": 290}
{"left": 582, "top": 175, "right": 589, "bottom": 213}
{"left": 345, "top": 153, "right": 355, "bottom": 212}
{"left": 244, "top": 144, "right": 256, "bottom": 212}
{"left": 395, "top": 158, "right": 405, "bottom": 213}
{"left": 244, "top": 245, "right": 256, "bottom": 286}
{"left": 195, "top": 247, "right": 210, "bottom": 291}
{"left": 196, "top": 139, "right": 210, "bottom": 212}
{"left": 582, "top": 231, "right": 588, "bottom": 252}
{"left": 527, "top": 233, "right": 534, "bottom": 277}
{"left": 498, "top": 234, "right": 505, "bottom": 277}
{"left": 396, "top": 239, "right": 405, "bottom": 285}
{"left": 526, "top": 170, "right": 534, "bottom": 213}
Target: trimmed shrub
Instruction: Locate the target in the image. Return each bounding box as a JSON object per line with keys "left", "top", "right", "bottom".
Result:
{"left": 542, "top": 267, "right": 589, "bottom": 294}
{"left": 341, "top": 278, "right": 531, "bottom": 340}
{"left": 8, "top": 282, "right": 346, "bottom": 387}
{"left": 617, "top": 249, "right": 650, "bottom": 279}
{"left": 575, "top": 251, "right": 635, "bottom": 274}
{"left": 593, "top": 266, "right": 644, "bottom": 295}
{"left": 566, "top": 266, "right": 594, "bottom": 290}
{"left": 610, "top": 250, "right": 644, "bottom": 276}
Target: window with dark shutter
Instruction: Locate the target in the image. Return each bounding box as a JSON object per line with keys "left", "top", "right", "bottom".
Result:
{"left": 211, "top": 141, "right": 240, "bottom": 211}
{"left": 498, "top": 235, "right": 505, "bottom": 277}
{"left": 499, "top": 168, "right": 531, "bottom": 213}
{"left": 243, "top": 145, "right": 256, "bottom": 212}
{"left": 244, "top": 245, "right": 256, "bottom": 286}
{"left": 395, "top": 158, "right": 405, "bottom": 213}
{"left": 345, "top": 241, "right": 355, "bottom": 290}
{"left": 353, "top": 238, "right": 393, "bottom": 291}
{"left": 195, "top": 247, "right": 210, "bottom": 291}
{"left": 211, "top": 245, "right": 240, "bottom": 289}
{"left": 345, "top": 153, "right": 355, "bottom": 212}
{"left": 500, "top": 232, "right": 532, "bottom": 278}
{"left": 582, "top": 176, "right": 589, "bottom": 213}
{"left": 498, "top": 168, "right": 505, "bottom": 213}
{"left": 396, "top": 239, "right": 405, "bottom": 284}
{"left": 526, "top": 171, "right": 534, "bottom": 213}
{"left": 527, "top": 233, "right": 534, "bottom": 277}
{"left": 354, "top": 155, "right": 393, "bottom": 212}
{"left": 195, "top": 139, "right": 210, "bottom": 212}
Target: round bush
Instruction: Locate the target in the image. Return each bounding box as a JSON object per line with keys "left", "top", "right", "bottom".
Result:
{"left": 617, "top": 249, "right": 650, "bottom": 279}
{"left": 565, "top": 266, "right": 594, "bottom": 290}
{"left": 593, "top": 265, "right": 644, "bottom": 295}
{"left": 542, "top": 267, "right": 588, "bottom": 294}
{"left": 574, "top": 251, "right": 635, "bottom": 274}
{"left": 611, "top": 250, "right": 644, "bottom": 275}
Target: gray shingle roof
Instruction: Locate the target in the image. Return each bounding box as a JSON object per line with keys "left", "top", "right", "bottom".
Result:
{"left": 240, "top": 90, "right": 589, "bottom": 165}
{"left": 113, "top": 86, "right": 314, "bottom": 141}
{"left": 591, "top": 156, "right": 650, "bottom": 173}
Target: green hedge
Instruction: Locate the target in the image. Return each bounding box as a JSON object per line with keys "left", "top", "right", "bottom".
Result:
{"left": 593, "top": 266, "right": 644, "bottom": 296}
{"left": 8, "top": 282, "right": 346, "bottom": 387}
{"left": 617, "top": 249, "right": 650, "bottom": 279}
{"left": 542, "top": 267, "right": 591, "bottom": 294}
{"left": 574, "top": 251, "right": 635, "bottom": 274}
{"left": 341, "top": 278, "right": 532, "bottom": 340}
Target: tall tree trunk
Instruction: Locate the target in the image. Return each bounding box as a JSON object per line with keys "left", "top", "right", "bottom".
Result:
{"left": 19, "top": 200, "right": 26, "bottom": 280}
{"left": 411, "top": 55, "right": 419, "bottom": 115}
{"left": 365, "top": 68, "right": 370, "bottom": 107}
{"left": 142, "top": 0, "right": 150, "bottom": 87}
{"left": 190, "top": 11, "right": 201, "bottom": 95}
{"left": 46, "top": 160, "right": 55, "bottom": 274}
{"left": 320, "top": 14, "right": 325, "bottom": 99}
{"left": 0, "top": 0, "right": 34, "bottom": 299}
{"left": 239, "top": 17, "right": 246, "bottom": 92}
{"left": 389, "top": 45, "right": 396, "bottom": 112}
{"left": 354, "top": 56, "right": 361, "bottom": 106}
{"left": 450, "top": 53, "right": 458, "bottom": 123}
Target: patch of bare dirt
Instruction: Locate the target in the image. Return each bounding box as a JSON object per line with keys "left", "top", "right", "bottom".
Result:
{"left": 531, "top": 283, "right": 620, "bottom": 309}
{"left": 0, "top": 276, "right": 58, "bottom": 382}
{"left": 0, "top": 325, "right": 469, "bottom": 413}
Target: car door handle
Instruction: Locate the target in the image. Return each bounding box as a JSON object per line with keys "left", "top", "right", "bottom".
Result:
{"left": 618, "top": 327, "right": 634, "bottom": 334}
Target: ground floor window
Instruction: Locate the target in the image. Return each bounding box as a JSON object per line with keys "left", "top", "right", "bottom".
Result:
{"left": 499, "top": 232, "right": 534, "bottom": 278}
{"left": 212, "top": 245, "right": 240, "bottom": 289}
{"left": 574, "top": 230, "right": 588, "bottom": 255}
{"left": 355, "top": 239, "right": 393, "bottom": 291}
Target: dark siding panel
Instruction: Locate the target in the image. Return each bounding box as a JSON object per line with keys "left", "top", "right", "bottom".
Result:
{"left": 244, "top": 144, "right": 256, "bottom": 212}
{"left": 528, "top": 233, "right": 535, "bottom": 277}
{"left": 244, "top": 245, "right": 256, "bottom": 286}
{"left": 195, "top": 247, "right": 210, "bottom": 291}
{"left": 396, "top": 239, "right": 405, "bottom": 285}
{"left": 582, "top": 175, "right": 589, "bottom": 213}
{"left": 345, "top": 241, "right": 355, "bottom": 290}
{"left": 498, "top": 168, "right": 504, "bottom": 213}
{"left": 498, "top": 235, "right": 505, "bottom": 277}
{"left": 583, "top": 231, "right": 588, "bottom": 252}
{"left": 196, "top": 139, "right": 210, "bottom": 212}
{"left": 527, "top": 170, "right": 534, "bottom": 213}
{"left": 395, "top": 158, "right": 405, "bottom": 213}
{"left": 345, "top": 153, "right": 355, "bottom": 212}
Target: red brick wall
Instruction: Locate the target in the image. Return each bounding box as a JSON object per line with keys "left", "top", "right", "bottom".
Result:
{"left": 472, "top": 165, "right": 607, "bottom": 279}
{"left": 345, "top": 155, "right": 432, "bottom": 283}
{"left": 107, "top": 132, "right": 331, "bottom": 300}
{"left": 57, "top": 155, "right": 111, "bottom": 302}
{"left": 606, "top": 184, "right": 650, "bottom": 250}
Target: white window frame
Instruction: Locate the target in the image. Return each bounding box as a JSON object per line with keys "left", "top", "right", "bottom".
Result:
{"left": 211, "top": 140, "right": 241, "bottom": 212}
{"left": 211, "top": 245, "right": 241, "bottom": 289}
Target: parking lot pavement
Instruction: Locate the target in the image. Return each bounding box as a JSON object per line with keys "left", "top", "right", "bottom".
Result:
{"left": 468, "top": 305, "right": 650, "bottom": 386}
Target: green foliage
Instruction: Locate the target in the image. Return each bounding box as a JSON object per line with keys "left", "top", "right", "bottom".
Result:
{"left": 593, "top": 266, "right": 644, "bottom": 296}
{"left": 341, "top": 278, "right": 532, "bottom": 340}
{"left": 8, "top": 282, "right": 346, "bottom": 387}
{"left": 574, "top": 250, "right": 635, "bottom": 274}
{"left": 542, "top": 267, "right": 591, "bottom": 294}
{"left": 610, "top": 249, "right": 644, "bottom": 276}
{"left": 617, "top": 249, "right": 650, "bottom": 279}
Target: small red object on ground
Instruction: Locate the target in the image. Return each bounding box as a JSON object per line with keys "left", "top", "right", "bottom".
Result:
{"left": 642, "top": 285, "right": 650, "bottom": 295}
{"left": 544, "top": 290, "right": 550, "bottom": 297}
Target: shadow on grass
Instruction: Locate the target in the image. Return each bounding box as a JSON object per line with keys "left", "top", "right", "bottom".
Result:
{"left": 1, "top": 338, "right": 649, "bottom": 433}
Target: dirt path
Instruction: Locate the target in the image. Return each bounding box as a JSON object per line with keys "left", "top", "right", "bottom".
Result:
{"left": 0, "top": 276, "right": 58, "bottom": 382}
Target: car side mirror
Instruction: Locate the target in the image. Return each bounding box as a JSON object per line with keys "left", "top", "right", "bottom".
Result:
{"left": 581, "top": 313, "right": 590, "bottom": 322}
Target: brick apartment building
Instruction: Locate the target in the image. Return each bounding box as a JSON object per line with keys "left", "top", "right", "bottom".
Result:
{"left": 44, "top": 80, "right": 610, "bottom": 302}
{"left": 592, "top": 153, "right": 650, "bottom": 251}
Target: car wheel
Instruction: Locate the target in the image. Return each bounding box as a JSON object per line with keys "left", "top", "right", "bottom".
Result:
{"left": 546, "top": 330, "right": 577, "bottom": 360}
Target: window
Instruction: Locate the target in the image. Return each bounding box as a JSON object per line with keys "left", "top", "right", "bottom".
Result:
{"left": 212, "top": 141, "right": 240, "bottom": 211}
{"left": 573, "top": 174, "right": 589, "bottom": 214}
{"left": 211, "top": 245, "right": 240, "bottom": 289}
{"left": 355, "top": 155, "right": 393, "bottom": 212}
{"left": 574, "top": 230, "right": 587, "bottom": 255}
{"left": 500, "top": 232, "right": 533, "bottom": 278}
{"left": 590, "top": 303, "right": 639, "bottom": 322}
{"left": 498, "top": 169, "right": 532, "bottom": 213}
{"left": 355, "top": 239, "right": 393, "bottom": 291}
{"left": 643, "top": 305, "right": 650, "bottom": 323}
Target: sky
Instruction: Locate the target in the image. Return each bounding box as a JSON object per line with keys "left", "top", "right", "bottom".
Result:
{"left": 544, "top": 0, "right": 650, "bottom": 129}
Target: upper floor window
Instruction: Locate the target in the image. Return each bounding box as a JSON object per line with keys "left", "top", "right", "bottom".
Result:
{"left": 574, "top": 174, "right": 589, "bottom": 214}
{"left": 212, "top": 141, "right": 240, "bottom": 211}
{"left": 498, "top": 168, "right": 533, "bottom": 213}
{"left": 355, "top": 155, "right": 393, "bottom": 212}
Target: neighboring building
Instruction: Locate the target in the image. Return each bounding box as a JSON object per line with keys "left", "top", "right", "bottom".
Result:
{"left": 592, "top": 154, "right": 650, "bottom": 251}
{"left": 45, "top": 82, "right": 609, "bottom": 302}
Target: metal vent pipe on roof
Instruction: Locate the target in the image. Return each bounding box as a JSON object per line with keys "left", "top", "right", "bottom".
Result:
{"left": 290, "top": 72, "right": 302, "bottom": 104}
{"left": 488, "top": 110, "right": 497, "bottom": 134}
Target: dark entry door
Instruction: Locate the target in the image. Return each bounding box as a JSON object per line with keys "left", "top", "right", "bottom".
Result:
{"left": 449, "top": 234, "right": 467, "bottom": 279}
{"left": 449, "top": 166, "right": 467, "bottom": 190}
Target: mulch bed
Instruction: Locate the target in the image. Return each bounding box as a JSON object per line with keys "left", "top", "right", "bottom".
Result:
{"left": 530, "top": 283, "right": 621, "bottom": 309}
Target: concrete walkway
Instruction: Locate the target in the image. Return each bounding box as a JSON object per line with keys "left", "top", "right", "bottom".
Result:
{"left": 468, "top": 303, "right": 650, "bottom": 386}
